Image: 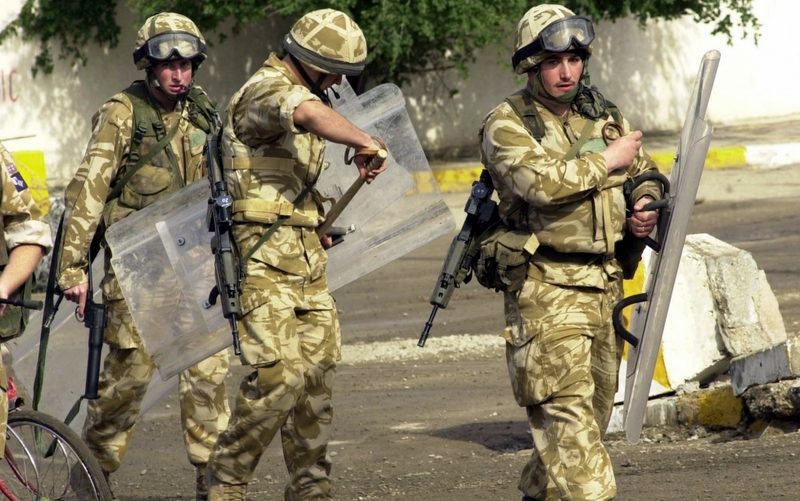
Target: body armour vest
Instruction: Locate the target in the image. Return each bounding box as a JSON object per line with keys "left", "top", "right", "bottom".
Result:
{"left": 481, "top": 89, "right": 633, "bottom": 259}
{"left": 221, "top": 56, "right": 326, "bottom": 229}
{"left": 104, "top": 81, "right": 215, "bottom": 227}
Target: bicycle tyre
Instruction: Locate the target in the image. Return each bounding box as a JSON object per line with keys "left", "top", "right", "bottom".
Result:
{"left": 4, "top": 409, "right": 114, "bottom": 501}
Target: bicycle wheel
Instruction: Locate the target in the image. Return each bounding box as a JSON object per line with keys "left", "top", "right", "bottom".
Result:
{"left": 1, "top": 409, "right": 114, "bottom": 500}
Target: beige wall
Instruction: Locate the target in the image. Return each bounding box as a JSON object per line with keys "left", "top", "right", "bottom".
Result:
{"left": 408, "top": 0, "right": 800, "bottom": 156}
{"left": 0, "top": 1, "right": 796, "bottom": 186}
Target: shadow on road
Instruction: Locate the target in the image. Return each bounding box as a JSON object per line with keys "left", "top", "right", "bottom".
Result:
{"left": 430, "top": 420, "right": 531, "bottom": 452}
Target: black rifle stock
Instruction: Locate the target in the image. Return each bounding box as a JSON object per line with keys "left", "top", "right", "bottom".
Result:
{"left": 418, "top": 170, "right": 497, "bottom": 347}
{"left": 205, "top": 124, "right": 243, "bottom": 356}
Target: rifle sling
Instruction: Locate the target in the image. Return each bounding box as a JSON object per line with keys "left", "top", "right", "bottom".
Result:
{"left": 32, "top": 213, "right": 65, "bottom": 411}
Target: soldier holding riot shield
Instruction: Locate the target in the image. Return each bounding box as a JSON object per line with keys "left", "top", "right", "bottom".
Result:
{"left": 205, "top": 8, "right": 388, "bottom": 500}
{"left": 479, "top": 4, "right": 662, "bottom": 500}
{"left": 56, "top": 12, "right": 230, "bottom": 499}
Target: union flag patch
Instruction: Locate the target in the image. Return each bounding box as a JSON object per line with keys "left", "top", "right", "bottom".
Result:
{"left": 6, "top": 162, "right": 28, "bottom": 192}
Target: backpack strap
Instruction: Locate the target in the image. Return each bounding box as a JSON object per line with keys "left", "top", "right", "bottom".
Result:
{"left": 185, "top": 86, "right": 217, "bottom": 134}
{"left": 504, "top": 89, "right": 546, "bottom": 141}
{"left": 107, "top": 81, "right": 182, "bottom": 202}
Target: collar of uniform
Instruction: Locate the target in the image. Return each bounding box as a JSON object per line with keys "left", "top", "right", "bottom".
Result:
{"left": 265, "top": 52, "right": 303, "bottom": 86}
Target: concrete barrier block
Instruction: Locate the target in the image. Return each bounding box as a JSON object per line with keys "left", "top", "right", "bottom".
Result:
{"left": 689, "top": 234, "right": 786, "bottom": 357}
{"left": 729, "top": 341, "right": 800, "bottom": 395}
{"left": 755, "top": 270, "right": 789, "bottom": 346}
{"left": 660, "top": 245, "right": 726, "bottom": 386}
{"left": 616, "top": 234, "right": 786, "bottom": 408}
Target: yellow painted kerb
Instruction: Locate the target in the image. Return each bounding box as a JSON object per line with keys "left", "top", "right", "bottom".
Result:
{"left": 432, "top": 145, "right": 748, "bottom": 192}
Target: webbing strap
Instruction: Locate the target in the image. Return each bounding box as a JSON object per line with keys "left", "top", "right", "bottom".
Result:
{"left": 242, "top": 186, "right": 311, "bottom": 263}
{"left": 233, "top": 199, "right": 294, "bottom": 217}
{"left": 107, "top": 119, "right": 181, "bottom": 201}
{"left": 223, "top": 156, "right": 294, "bottom": 171}
{"left": 562, "top": 119, "right": 597, "bottom": 162}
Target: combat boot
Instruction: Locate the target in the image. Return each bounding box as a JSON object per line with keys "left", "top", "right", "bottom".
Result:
{"left": 207, "top": 481, "right": 247, "bottom": 501}
{"left": 195, "top": 464, "right": 209, "bottom": 500}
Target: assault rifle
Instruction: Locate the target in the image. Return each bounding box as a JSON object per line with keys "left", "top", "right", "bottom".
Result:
{"left": 418, "top": 169, "right": 497, "bottom": 347}
{"left": 205, "top": 122, "right": 243, "bottom": 356}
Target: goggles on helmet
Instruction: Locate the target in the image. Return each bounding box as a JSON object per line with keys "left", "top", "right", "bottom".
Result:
{"left": 133, "top": 31, "right": 206, "bottom": 66}
{"left": 512, "top": 16, "right": 595, "bottom": 70}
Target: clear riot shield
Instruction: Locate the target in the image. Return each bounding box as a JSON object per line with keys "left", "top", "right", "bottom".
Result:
{"left": 106, "top": 81, "right": 455, "bottom": 379}
{"left": 7, "top": 257, "right": 176, "bottom": 432}
{"left": 621, "top": 50, "right": 721, "bottom": 442}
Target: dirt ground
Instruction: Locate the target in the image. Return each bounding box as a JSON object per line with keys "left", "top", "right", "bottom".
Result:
{"left": 98, "top": 165, "right": 800, "bottom": 500}
{"left": 8, "top": 165, "right": 797, "bottom": 499}
{"left": 112, "top": 354, "right": 800, "bottom": 500}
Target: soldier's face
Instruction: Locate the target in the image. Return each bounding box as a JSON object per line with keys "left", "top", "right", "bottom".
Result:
{"left": 320, "top": 73, "right": 343, "bottom": 90}
{"left": 537, "top": 53, "right": 583, "bottom": 98}
{"left": 152, "top": 59, "right": 193, "bottom": 97}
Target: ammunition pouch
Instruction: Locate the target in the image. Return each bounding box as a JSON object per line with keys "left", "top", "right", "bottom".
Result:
{"left": 475, "top": 224, "right": 539, "bottom": 292}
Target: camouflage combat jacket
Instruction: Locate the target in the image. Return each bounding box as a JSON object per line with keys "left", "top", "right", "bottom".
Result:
{"left": 222, "top": 52, "right": 328, "bottom": 279}
{"left": 1, "top": 141, "right": 53, "bottom": 340}
{"left": 480, "top": 88, "right": 660, "bottom": 289}
{"left": 0, "top": 142, "right": 52, "bottom": 260}
{"left": 58, "top": 83, "right": 214, "bottom": 294}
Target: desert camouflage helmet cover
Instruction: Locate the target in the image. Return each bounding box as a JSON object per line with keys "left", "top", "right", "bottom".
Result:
{"left": 282, "top": 9, "right": 367, "bottom": 76}
{"left": 513, "top": 4, "right": 591, "bottom": 74}
{"left": 134, "top": 12, "right": 207, "bottom": 70}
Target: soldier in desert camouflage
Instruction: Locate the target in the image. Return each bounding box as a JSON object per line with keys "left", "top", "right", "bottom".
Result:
{"left": 57, "top": 12, "right": 230, "bottom": 500}
{"left": 0, "top": 140, "right": 52, "bottom": 459}
{"left": 204, "top": 8, "right": 387, "bottom": 500}
{"left": 480, "top": 4, "right": 662, "bottom": 500}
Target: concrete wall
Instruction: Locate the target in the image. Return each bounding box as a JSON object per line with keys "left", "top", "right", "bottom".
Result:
{"left": 1, "top": 0, "right": 797, "bottom": 185}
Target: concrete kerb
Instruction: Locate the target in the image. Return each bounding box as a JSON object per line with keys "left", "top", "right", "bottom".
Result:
{"left": 607, "top": 382, "right": 746, "bottom": 435}
{"left": 430, "top": 141, "right": 800, "bottom": 193}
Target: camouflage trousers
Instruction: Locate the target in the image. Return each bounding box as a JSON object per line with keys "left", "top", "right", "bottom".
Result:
{"left": 208, "top": 262, "right": 340, "bottom": 500}
{"left": 503, "top": 274, "right": 623, "bottom": 501}
{"left": 83, "top": 298, "right": 231, "bottom": 473}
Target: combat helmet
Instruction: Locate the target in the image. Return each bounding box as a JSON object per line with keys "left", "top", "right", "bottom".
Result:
{"left": 512, "top": 4, "right": 594, "bottom": 74}
{"left": 133, "top": 12, "right": 207, "bottom": 70}
{"left": 282, "top": 9, "right": 367, "bottom": 77}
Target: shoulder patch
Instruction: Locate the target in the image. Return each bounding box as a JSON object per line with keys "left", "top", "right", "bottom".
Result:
{"left": 6, "top": 162, "right": 28, "bottom": 192}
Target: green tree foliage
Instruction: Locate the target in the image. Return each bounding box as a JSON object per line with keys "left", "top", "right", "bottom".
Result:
{"left": 1, "top": 0, "right": 759, "bottom": 82}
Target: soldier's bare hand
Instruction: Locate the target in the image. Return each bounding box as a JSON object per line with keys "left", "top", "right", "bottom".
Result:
{"left": 628, "top": 195, "right": 658, "bottom": 238}
{"left": 320, "top": 234, "right": 334, "bottom": 249}
{"left": 64, "top": 283, "right": 89, "bottom": 319}
{"left": 602, "top": 130, "right": 643, "bottom": 173}
{"left": 354, "top": 137, "right": 388, "bottom": 184}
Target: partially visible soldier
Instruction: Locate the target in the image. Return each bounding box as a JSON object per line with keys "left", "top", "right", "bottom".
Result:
{"left": 205, "top": 8, "right": 387, "bottom": 500}
{"left": 57, "top": 12, "right": 230, "bottom": 500}
{"left": 480, "top": 4, "right": 661, "bottom": 500}
{"left": 0, "top": 140, "right": 52, "bottom": 459}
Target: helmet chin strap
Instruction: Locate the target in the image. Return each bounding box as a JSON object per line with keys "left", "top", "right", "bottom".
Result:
{"left": 289, "top": 54, "right": 334, "bottom": 105}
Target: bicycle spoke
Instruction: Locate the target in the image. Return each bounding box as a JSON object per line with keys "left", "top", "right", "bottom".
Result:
{"left": 2, "top": 410, "right": 112, "bottom": 500}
